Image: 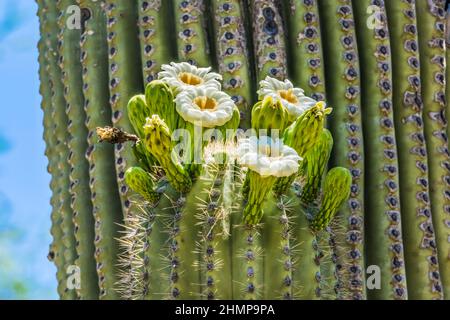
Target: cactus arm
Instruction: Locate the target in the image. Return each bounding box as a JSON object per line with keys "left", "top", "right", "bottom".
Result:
{"left": 37, "top": 1, "right": 66, "bottom": 297}
{"left": 261, "top": 194, "right": 294, "bottom": 299}
{"left": 248, "top": 0, "right": 287, "bottom": 81}
{"left": 284, "top": 0, "right": 326, "bottom": 102}
{"left": 79, "top": 0, "right": 124, "bottom": 299}
{"left": 416, "top": 0, "right": 450, "bottom": 298}
{"left": 385, "top": 0, "right": 443, "bottom": 299}
{"left": 56, "top": 0, "right": 99, "bottom": 299}
{"left": 44, "top": 0, "right": 78, "bottom": 300}
{"left": 352, "top": 0, "right": 408, "bottom": 300}
{"left": 173, "top": 0, "right": 211, "bottom": 66}
{"left": 210, "top": 0, "right": 254, "bottom": 128}
{"left": 318, "top": 0, "right": 366, "bottom": 299}
{"left": 138, "top": 0, "right": 175, "bottom": 84}
{"left": 104, "top": 0, "right": 144, "bottom": 218}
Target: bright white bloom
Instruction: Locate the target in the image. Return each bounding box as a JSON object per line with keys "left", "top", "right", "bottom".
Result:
{"left": 159, "top": 62, "right": 222, "bottom": 91}
{"left": 237, "top": 136, "right": 302, "bottom": 177}
{"left": 175, "top": 86, "right": 235, "bottom": 128}
{"left": 257, "top": 76, "right": 317, "bottom": 119}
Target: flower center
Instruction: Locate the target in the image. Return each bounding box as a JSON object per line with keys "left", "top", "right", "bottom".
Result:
{"left": 178, "top": 72, "right": 204, "bottom": 86}
{"left": 278, "top": 89, "right": 298, "bottom": 104}
{"left": 194, "top": 96, "right": 218, "bottom": 110}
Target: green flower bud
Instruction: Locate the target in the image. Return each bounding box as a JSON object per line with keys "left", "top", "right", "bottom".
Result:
{"left": 145, "top": 80, "right": 178, "bottom": 131}
{"left": 143, "top": 115, "right": 192, "bottom": 193}
{"left": 243, "top": 171, "right": 276, "bottom": 225}
{"left": 128, "top": 94, "right": 150, "bottom": 139}
{"left": 283, "top": 101, "right": 332, "bottom": 157}
{"left": 251, "top": 96, "right": 290, "bottom": 137}
{"left": 125, "top": 167, "right": 159, "bottom": 204}
{"left": 300, "top": 129, "right": 334, "bottom": 204}
{"left": 310, "top": 167, "right": 352, "bottom": 232}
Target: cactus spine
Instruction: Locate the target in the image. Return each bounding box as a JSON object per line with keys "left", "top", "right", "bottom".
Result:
{"left": 318, "top": 0, "right": 365, "bottom": 299}
{"left": 416, "top": 0, "right": 450, "bottom": 298}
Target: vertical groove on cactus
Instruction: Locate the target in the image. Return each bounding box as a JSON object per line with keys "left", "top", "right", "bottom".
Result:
{"left": 385, "top": 0, "right": 443, "bottom": 299}
{"left": 173, "top": 0, "right": 211, "bottom": 66}
{"left": 416, "top": 0, "right": 450, "bottom": 298}
{"left": 262, "top": 194, "right": 294, "bottom": 299}
{"left": 353, "top": 0, "right": 407, "bottom": 300}
{"left": 210, "top": 0, "right": 254, "bottom": 127}
{"left": 318, "top": 0, "right": 365, "bottom": 300}
{"left": 248, "top": 0, "right": 288, "bottom": 81}
{"left": 284, "top": 0, "right": 326, "bottom": 102}
{"left": 79, "top": 0, "right": 124, "bottom": 299}
{"left": 56, "top": 0, "right": 99, "bottom": 299}
{"left": 447, "top": 6, "right": 450, "bottom": 147}
{"left": 37, "top": 1, "right": 66, "bottom": 298}
{"left": 44, "top": 0, "right": 78, "bottom": 300}
{"left": 138, "top": 0, "right": 175, "bottom": 85}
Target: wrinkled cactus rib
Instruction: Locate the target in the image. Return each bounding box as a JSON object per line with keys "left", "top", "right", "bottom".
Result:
{"left": 416, "top": 0, "right": 450, "bottom": 299}
{"left": 385, "top": 0, "right": 443, "bottom": 299}
{"left": 353, "top": 0, "right": 407, "bottom": 300}
{"left": 56, "top": 0, "right": 99, "bottom": 300}
{"left": 44, "top": 0, "right": 78, "bottom": 300}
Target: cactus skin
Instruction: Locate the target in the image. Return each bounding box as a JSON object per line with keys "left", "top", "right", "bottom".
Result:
{"left": 447, "top": 6, "right": 450, "bottom": 148}
{"left": 318, "top": 0, "right": 366, "bottom": 300}
{"left": 37, "top": 1, "right": 67, "bottom": 298}
{"left": 210, "top": 0, "right": 254, "bottom": 128}
{"left": 44, "top": 0, "right": 78, "bottom": 300}
{"left": 105, "top": 0, "right": 144, "bottom": 219}
{"left": 138, "top": 0, "right": 175, "bottom": 84}
{"left": 56, "top": 0, "right": 99, "bottom": 299}
{"left": 173, "top": 0, "right": 210, "bottom": 66}
{"left": 284, "top": 0, "right": 326, "bottom": 102}
{"left": 79, "top": 0, "right": 124, "bottom": 299}
{"left": 416, "top": 0, "right": 450, "bottom": 298}
{"left": 352, "top": 0, "right": 408, "bottom": 300}
{"left": 248, "top": 0, "right": 287, "bottom": 81}
{"left": 125, "top": 167, "right": 159, "bottom": 203}
{"left": 386, "top": 0, "right": 443, "bottom": 299}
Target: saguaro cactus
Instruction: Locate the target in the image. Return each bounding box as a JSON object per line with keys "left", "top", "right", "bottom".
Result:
{"left": 36, "top": 0, "right": 450, "bottom": 300}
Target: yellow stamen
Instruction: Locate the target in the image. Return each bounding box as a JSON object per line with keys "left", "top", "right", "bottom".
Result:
{"left": 194, "top": 96, "right": 218, "bottom": 110}
{"left": 178, "top": 72, "right": 203, "bottom": 85}
{"left": 278, "top": 89, "right": 298, "bottom": 104}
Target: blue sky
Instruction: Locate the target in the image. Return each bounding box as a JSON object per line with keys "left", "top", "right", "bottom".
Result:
{"left": 0, "top": 0, "right": 57, "bottom": 299}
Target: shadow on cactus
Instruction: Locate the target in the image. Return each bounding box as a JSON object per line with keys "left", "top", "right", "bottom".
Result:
{"left": 97, "top": 62, "right": 351, "bottom": 300}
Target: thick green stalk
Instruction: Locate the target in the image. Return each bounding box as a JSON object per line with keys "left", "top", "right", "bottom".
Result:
{"left": 385, "top": 0, "right": 443, "bottom": 299}
{"left": 248, "top": 0, "right": 287, "bottom": 81}
{"left": 37, "top": 1, "right": 66, "bottom": 297}
{"left": 210, "top": 0, "right": 254, "bottom": 128}
{"left": 105, "top": 0, "right": 144, "bottom": 219}
{"left": 284, "top": 0, "right": 326, "bottom": 101}
{"left": 353, "top": 0, "right": 407, "bottom": 300}
{"left": 318, "top": 0, "right": 365, "bottom": 299}
{"left": 57, "top": 0, "right": 98, "bottom": 299}
{"left": 79, "top": 0, "right": 124, "bottom": 299}
{"left": 138, "top": 0, "right": 175, "bottom": 84}
{"left": 447, "top": 6, "right": 450, "bottom": 145}
{"left": 262, "top": 194, "right": 294, "bottom": 299}
{"left": 44, "top": 0, "right": 78, "bottom": 300}
{"left": 416, "top": 0, "right": 450, "bottom": 299}
{"left": 173, "top": 0, "right": 211, "bottom": 66}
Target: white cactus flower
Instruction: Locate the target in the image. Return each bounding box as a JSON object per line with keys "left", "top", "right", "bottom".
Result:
{"left": 237, "top": 136, "right": 302, "bottom": 177}
{"left": 257, "top": 76, "right": 317, "bottom": 119}
{"left": 159, "top": 62, "right": 222, "bottom": 91}
{"left": 175, "top": 86, "right": 235, "bottom": 128}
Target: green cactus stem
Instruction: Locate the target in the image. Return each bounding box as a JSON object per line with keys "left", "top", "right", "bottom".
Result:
{"left": 173, "top": 0, "right": 210, "bottom": 66}
{"left": 210, "top": 0, "right": 254, "bottom": 128}
{"left": 353, "top": 0, "right": 408, "bottom": 300}
{"left": 447, "top": 6, "right": 450, "bottom": 147}
{"left": 37, "top": 1, "right": 66, "bottom": 297}
{"left": 385, "top": 0, "right": 443, "bottom": 299}
{"left": 300, "top": 128, "right": 333, "bottom": 205}
{"left": 79, "top": 0, "right": 124, "bottom": 299}
{"left": 318, "top": 0, "right": 366, "bottom": 300}
{"left": 243, "top": 170, "right": 276, "bottom": 225}
{"left": 56, "top": 0, "right": 98, "bottom": 299}
{"left": 138, "top": 0, "right": 175, "bottom": 84}
{"left": 284, "top": 0, "right": 326, "bottom": 102}
{"left": 44, "top": 0, "right": 78, "bottom": 300}
{"left": 416, "top": 0, "right": 450, "bottom": 298}
{"left": 248, "top": 0, "right": 287, "bottom": 81}
{"left": 104, "top": 0, "right": 144, "bottom": 219}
